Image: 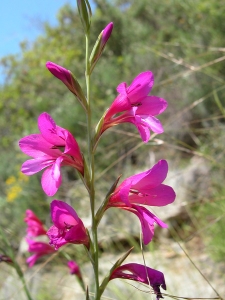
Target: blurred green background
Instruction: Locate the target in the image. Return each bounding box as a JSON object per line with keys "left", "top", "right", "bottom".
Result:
{"left": 0, "top": 0, "right": 225, "bottom": 298}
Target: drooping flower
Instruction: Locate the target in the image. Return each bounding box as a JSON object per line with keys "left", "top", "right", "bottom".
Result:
{"left": 24, "top": 209, "right": 47, "bottom": 237}
{"left": 68, "top": 260, "right": 81, "bottom": 277}
{"left": 47, "top": 200, "right": 89, "bottom": 250}
{"left": 98, "top": 71, "right": 167, "bottom": 143}
{"left": 110, "top": 263, "right": 166, "bottom": 300}
{"left": 107, "top": 160, "right": 176, "bottom": 244}
{"left": 19, "top": 112, "right": 84, "bottom": 196}
{"left": 26, "top": 239, "right": 55, "bottom": 268}
{"left": 46, "top": 62, "right": 87, "bottom": 110}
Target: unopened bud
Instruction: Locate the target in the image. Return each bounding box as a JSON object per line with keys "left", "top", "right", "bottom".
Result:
{"left": 46, "top": 61, "right": 87, "bottom": 110}
{"left": 77, "top": 0, "right": 92, "bottom": 34}
{"left": 89, "top": 22, "right": 113, "bottom": 74}
{"left": 0, "top": 254, "right": 13, "bottom": 264}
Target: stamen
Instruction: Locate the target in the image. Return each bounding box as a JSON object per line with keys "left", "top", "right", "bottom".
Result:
{"left": 64, "top": 222, "right": 73, "bottom": 230}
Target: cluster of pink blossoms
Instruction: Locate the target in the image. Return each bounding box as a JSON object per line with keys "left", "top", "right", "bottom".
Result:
{"left": 24, "top": 209, "right": 55, "bottom": 267}
{"left": 19, "top": 21, "right": 175, "bottom": 299}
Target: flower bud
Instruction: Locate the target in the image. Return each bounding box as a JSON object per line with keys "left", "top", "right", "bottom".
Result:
{"left": 68, "top": 260, "right": 81, "bottom": 276}
{"left": 46, "top": 61, "right": 87, "bottom": 111}
{"left": 89, "top": 22, "right": 113, "bottom": 74}
{"left": 0, "top": 254, "right": 13, "bottom": 264}
{"left": 77, "top": 0, "right": 92, "bottom": 34}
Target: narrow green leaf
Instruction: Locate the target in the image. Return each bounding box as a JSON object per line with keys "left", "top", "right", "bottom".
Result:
{"left": 214, "top": 90, "right": 225, "bottom": 117}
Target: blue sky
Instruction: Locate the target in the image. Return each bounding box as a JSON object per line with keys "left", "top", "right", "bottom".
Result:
{"left": 0, "top": 0, "right": 76, "bottom": 59}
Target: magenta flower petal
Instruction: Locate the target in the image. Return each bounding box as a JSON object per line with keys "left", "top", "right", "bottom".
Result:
{"left": 41, "top": 163, "right": 62, "bottom": 197}
{"left": 19, "top": 112, "right": 84, "bottom": 196}
{"left": 51, "top": 200, "right": 80, "bottom": 228}
{"left": 116, "top": 71, "right": 154, "bottom": 104}
{"left": 47, "top": 200, "right": 89, "bottom": 250}
{"left": 108, "top": 160, "right": 175, "bottom": 243}
{"left": 68, "top": 260, "right": 81, "bottom": 276}
{"left": 110, "top": 263, "right": 166, "bottom": 299}
{"left": 26, "top": 239, "right": 55, "bottom": 267}
{"left": 129, "top": 184, "right": 176, "bottom": 206}
{"left": 130, "top": 160, "right": 168, "bottom": 189}
{"left": 65, "top": 225, "right": 89, "bottom": 244}
{"left": 131, "top": 205, "right": 167, "bottom": 245}
{"left": 38, "top": 112, "right": 66, "bottom": 146}
{"left": 21, "top": 156, "right": 55, "bottom": 175}
{"left": 143, "top": 116, "right": 164, "bottom": 133}
{"left": 126, "top": 71, "right": 154, "bottom": 104}
{"left": 19, "top": 134, "right": 61, "bottom": 158}
{"left": 136, "top": 96, "right": 168, "bottom": 116}
{"left": 99, "top": 71, "right": 167, "bottom": 143}
{"left": 104, "top": 94, "right": 130, "bottom": 119}
{"left": 47, "top": 225, "right": 68, "bottom": 249}
{"left": 116, "top": 82, "right": 127, "bottom": 94}
{"left": 26, "top": 254, "right": 40, "bottom": 268}
{"left": 112, "top": 204, "right": 167, "bottom": 245}
{"left": 136, "top": 119, "right": 151, "bottom": 143}
{"left": 46, "top": 61, "right": 72, "bottom": 86}
{"left": 102, "top": 22, "right": 114, "bottom": 45}
{"left": 62, "top": 130, "right": 83, "bottom": 162}
{"left": 24, "top": 210, "right": 47, "bottom": 237}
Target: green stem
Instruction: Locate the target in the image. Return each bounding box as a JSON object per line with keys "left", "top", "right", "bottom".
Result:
{"left": 15, "top": 263, "right": 33, "bottom": 300}
{"left": 85, "top": 33, "right": 100, "bottom": 300}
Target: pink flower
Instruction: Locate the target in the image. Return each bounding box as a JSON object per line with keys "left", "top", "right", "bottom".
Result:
{"left": 47, "top": 200, "right": 89, "bottom": 250}
{"left": 101, "top": 71, "right": 167, "bottom": 143}
{"left": 19, "top": 112, "right": 84, "bottom": 196}
{"left": 110, "top": 263, "right": 166, "bottom": 300}
{"left": 68, "top": 260, "right": 81, "bottom": 277}
{"left": 107, "top": 160, "right": 176, "bottom": 244}
{"left": 26, "top": 239, "right": 55, "bottom": 267}
{"left": 24, "top": 209, "right": 47, "bottom": 237}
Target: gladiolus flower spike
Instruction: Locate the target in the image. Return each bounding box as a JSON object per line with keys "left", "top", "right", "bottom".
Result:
{"left": 110, "top": 263, "right": 166, "bottom": 300}
{"left": 19, "top": 112, "right": 84, "bottom": 196}
{"left": 107, "top": 160, "right": 176, "bottom": 244}
{"left": 100, "top": 71, "right": 168, "bottom": 143}
{"left": 47, "top": 200, "right": 89, "bottom": 250}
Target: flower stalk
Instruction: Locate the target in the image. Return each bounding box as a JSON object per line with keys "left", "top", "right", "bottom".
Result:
{"left": 17, "top": 1, "right": 177, "bottom": 299}
{"left": 85, "top": 31, "right": 100, "bottom": 300}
